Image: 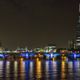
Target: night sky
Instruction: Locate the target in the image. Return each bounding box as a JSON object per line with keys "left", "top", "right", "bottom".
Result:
{"left": 0, "top": 0, "right": 79, "bottom": 49}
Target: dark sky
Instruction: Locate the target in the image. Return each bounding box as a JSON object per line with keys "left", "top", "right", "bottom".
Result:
{"left": 0, "top": 0, "right": 79, "bottom": 49}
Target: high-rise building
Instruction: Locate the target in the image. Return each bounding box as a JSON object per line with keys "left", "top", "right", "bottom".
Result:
{"left": 68, "top": 40, "right": 74, "bottom": 48}
{"left": 75, "top": 3, "right": 80, "bottom": 48}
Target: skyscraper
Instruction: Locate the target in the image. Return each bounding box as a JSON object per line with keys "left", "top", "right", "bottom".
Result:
{"left": 75, "top": 3, "right": 80, "bottom": 48}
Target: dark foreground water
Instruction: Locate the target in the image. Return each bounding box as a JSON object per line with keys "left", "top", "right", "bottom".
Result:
{"left": 0, "top": 59, "right": 80, "bottom": 80}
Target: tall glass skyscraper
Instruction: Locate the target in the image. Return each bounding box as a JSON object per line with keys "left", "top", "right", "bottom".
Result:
{"left": 75, "top": 3, "right": 80, "bottom": 48}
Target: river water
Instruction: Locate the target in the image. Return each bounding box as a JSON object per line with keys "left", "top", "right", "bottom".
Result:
{"left": 0, "top": 59, "right": 80, "bottom": 80}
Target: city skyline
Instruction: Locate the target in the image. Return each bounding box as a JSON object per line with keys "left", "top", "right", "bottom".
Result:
{"left": 0, "top": 0, "right": 78, "bottom": 49}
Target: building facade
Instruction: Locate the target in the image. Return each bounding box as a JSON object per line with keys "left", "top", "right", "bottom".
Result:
{"left": 75, "top": 3, "right": 80, "bottom": 48}
{"left": 44, "top": 43, "right": 56, "bottom": 53}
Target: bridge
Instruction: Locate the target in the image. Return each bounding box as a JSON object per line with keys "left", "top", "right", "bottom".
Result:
{"left": 0, "top": 50, "right": 80, "bottom": 60}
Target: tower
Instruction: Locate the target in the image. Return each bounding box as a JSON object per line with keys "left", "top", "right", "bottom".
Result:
{"left": 75, "top": 3, "right": 80, "bottom": 48}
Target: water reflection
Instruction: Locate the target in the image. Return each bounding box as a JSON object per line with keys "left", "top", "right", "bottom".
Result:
{"left": 29, "top": 60, "right": 34, "bottom": 79}
{"left": 61, "top": 61, "right": 67, "bottom": 80}
{"left": 35, "top": 59, "right": 42, "bottom": 80}
{"left": 17, "top": 58, "right": 25, "bottom": 80}
{"left": 25, "top": 60, "right": 30, "bottom": 80}
{"left": 0, "top": 59, "right": 80, "bottom": 80}
{"left": 45, "top": 61, "right": 50, "bottom": 79}
{"left": 68, "top": 60, "right": 80, "bottom": 80}
{"left": 52, "top": 61, "right": 57, "bottom": 79}
{"left": 14, "top": 61, "right": 18, "bottom": 79}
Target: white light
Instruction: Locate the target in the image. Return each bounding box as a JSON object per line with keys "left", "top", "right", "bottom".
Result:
{"left": 77, "top": 37, "right": 80, "bottom": 38}
{"left": 76, "top": 43, "right": 80, "bottom": 46}
{"left": 76, "top": 39, "right": 80, "bottom": 41}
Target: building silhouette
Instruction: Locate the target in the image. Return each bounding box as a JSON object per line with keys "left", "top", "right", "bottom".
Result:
{"left": 75, "top": 3, "right": 80, "bottom": 48}
{"left": 0, "top": 41, "right": 4, "bottom": 51}
{"left": 68, "top": 40, "right": 75, "bottom": 48}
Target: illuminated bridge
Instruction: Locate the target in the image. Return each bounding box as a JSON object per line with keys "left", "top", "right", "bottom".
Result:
{"left": 0, "top": 51, "right": 80, "bottom": 60}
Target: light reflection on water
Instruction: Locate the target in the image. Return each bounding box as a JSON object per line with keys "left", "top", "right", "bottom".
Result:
{"left": 0, "top": 59, "right": 80, "bottom": 80}
{"left": 61, "top": 61, "right": 67, "bottom": 80}
{"left": 36, "top": 59, "right": 42, "bottom": 79}
{"left": 68, "top": 60, "right": 80, "bottom": 80}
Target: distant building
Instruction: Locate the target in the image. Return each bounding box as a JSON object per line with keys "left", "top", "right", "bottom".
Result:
{"left": 75, "top": 3, "right": 80, "bottom": 48}
{"left": 16, "top": 46, "right": 28, "bottom": 52}
{"left": 44, "top": 43, "right": 56, "bottom": 53}
{"left": 68, "top": 40, "right": 75, "bottom": 48}
{"left": 0, "top": 41, "right": 4, "bottom": 51}
{"left": 34, "top": 48, "right": 44, "bottom": 53}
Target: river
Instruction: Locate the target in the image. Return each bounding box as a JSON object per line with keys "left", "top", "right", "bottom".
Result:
{"left": 0, "top": 58, "right": 80, "bottom": 80}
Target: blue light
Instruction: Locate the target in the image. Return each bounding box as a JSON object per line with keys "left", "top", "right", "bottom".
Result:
{"left": 50, "top": 53, "right": 53, "bottom": 58}
{"left": 0, "top": 54, "right": 4, "bottom": 58}
{"left": 77, "top": 54, "right": 80, "bottom": 57}
{"left": 74, "top": 54, "right": 76, "bottom": 59}
{"left": 20, "top": 52, "right": 29, "bottom": 58}
{"left": 44, "top": 53, "right": 50, "bottom": 58}
{"left": 68, "top": 53, "right": 77, "bottom": 59}
{"left": 26, "top": 54, "right": 29, "bottom": 58}
{"left": 21, "top": 53, "right": 25, "bottom": 57}
{"left": 29, "top": 54, "right": 34, "bottom": 57}
{"left": 29, "top": 52, "right": 35, "bottom": 56}
{"left": 53, "top": 53, "right": 60, "bottom": 58}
